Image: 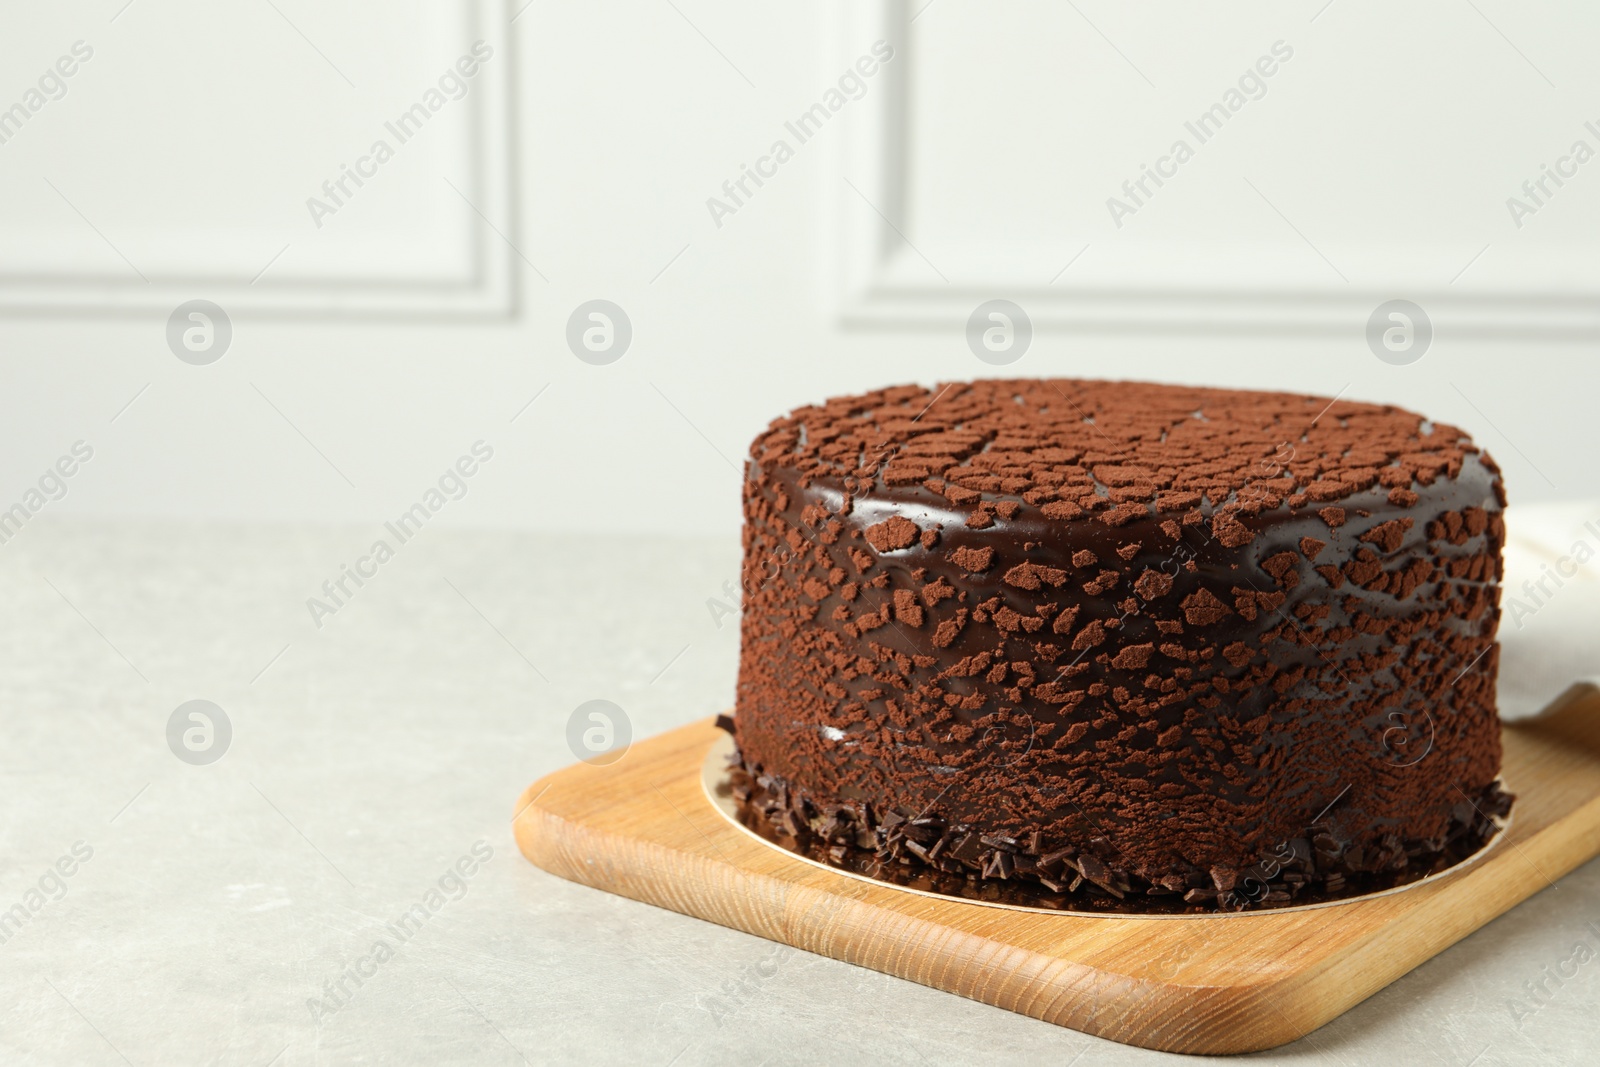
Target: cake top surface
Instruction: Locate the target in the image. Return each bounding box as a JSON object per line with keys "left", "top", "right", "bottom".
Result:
{"left": 748, "top": 379, "right": 1489, "bottom": 535}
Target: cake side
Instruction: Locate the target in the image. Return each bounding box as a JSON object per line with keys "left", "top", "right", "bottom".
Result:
{"left": 732, "top": 379, "right": 1508, "bottom": 909}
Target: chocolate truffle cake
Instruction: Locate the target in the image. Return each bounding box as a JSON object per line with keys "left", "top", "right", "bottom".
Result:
{"left": 729, "top": 379, "right": 1511, "bottom": 912}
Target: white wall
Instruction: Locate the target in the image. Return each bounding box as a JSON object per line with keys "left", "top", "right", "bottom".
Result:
{"left": 1, "top": 1, "right": 1594, "bottom": 540}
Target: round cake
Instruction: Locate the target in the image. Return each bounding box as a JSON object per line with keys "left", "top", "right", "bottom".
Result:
{"left": 729, "top": 379, "right": 1511, "bottom": 911}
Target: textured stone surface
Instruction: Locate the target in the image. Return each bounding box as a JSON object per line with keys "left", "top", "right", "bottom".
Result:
{"left": 0, "top": 516, "right": 1595, "bottom": 1065}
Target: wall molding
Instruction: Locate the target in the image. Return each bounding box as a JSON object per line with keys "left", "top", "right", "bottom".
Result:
{"left": 829, "top": 0, "right": 1600, "bottom": 336}
{"left": 0, "top": 0, "right": 515, "bottom": 318}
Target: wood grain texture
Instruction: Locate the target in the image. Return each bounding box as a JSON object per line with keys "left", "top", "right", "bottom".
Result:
{"left": 513, "top": 700, "right": 1600, "bottom": 1055}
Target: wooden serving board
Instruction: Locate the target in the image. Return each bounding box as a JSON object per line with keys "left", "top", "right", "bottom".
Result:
{"left": 512, "top": 700, "right": 1600, "bottom": 1055}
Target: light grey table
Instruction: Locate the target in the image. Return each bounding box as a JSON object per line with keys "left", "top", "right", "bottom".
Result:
{"left": 1, "top": 518, "right": 1595, "bottom": 1065}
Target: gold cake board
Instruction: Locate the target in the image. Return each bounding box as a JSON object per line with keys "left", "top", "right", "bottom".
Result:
{"left": 512, "top": 700, "right": 1600, "bottom": 1055}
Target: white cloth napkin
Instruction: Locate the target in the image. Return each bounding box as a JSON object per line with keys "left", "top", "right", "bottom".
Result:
{"left": 1498, "top": 501, "right": 1600, "bottom": 719}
